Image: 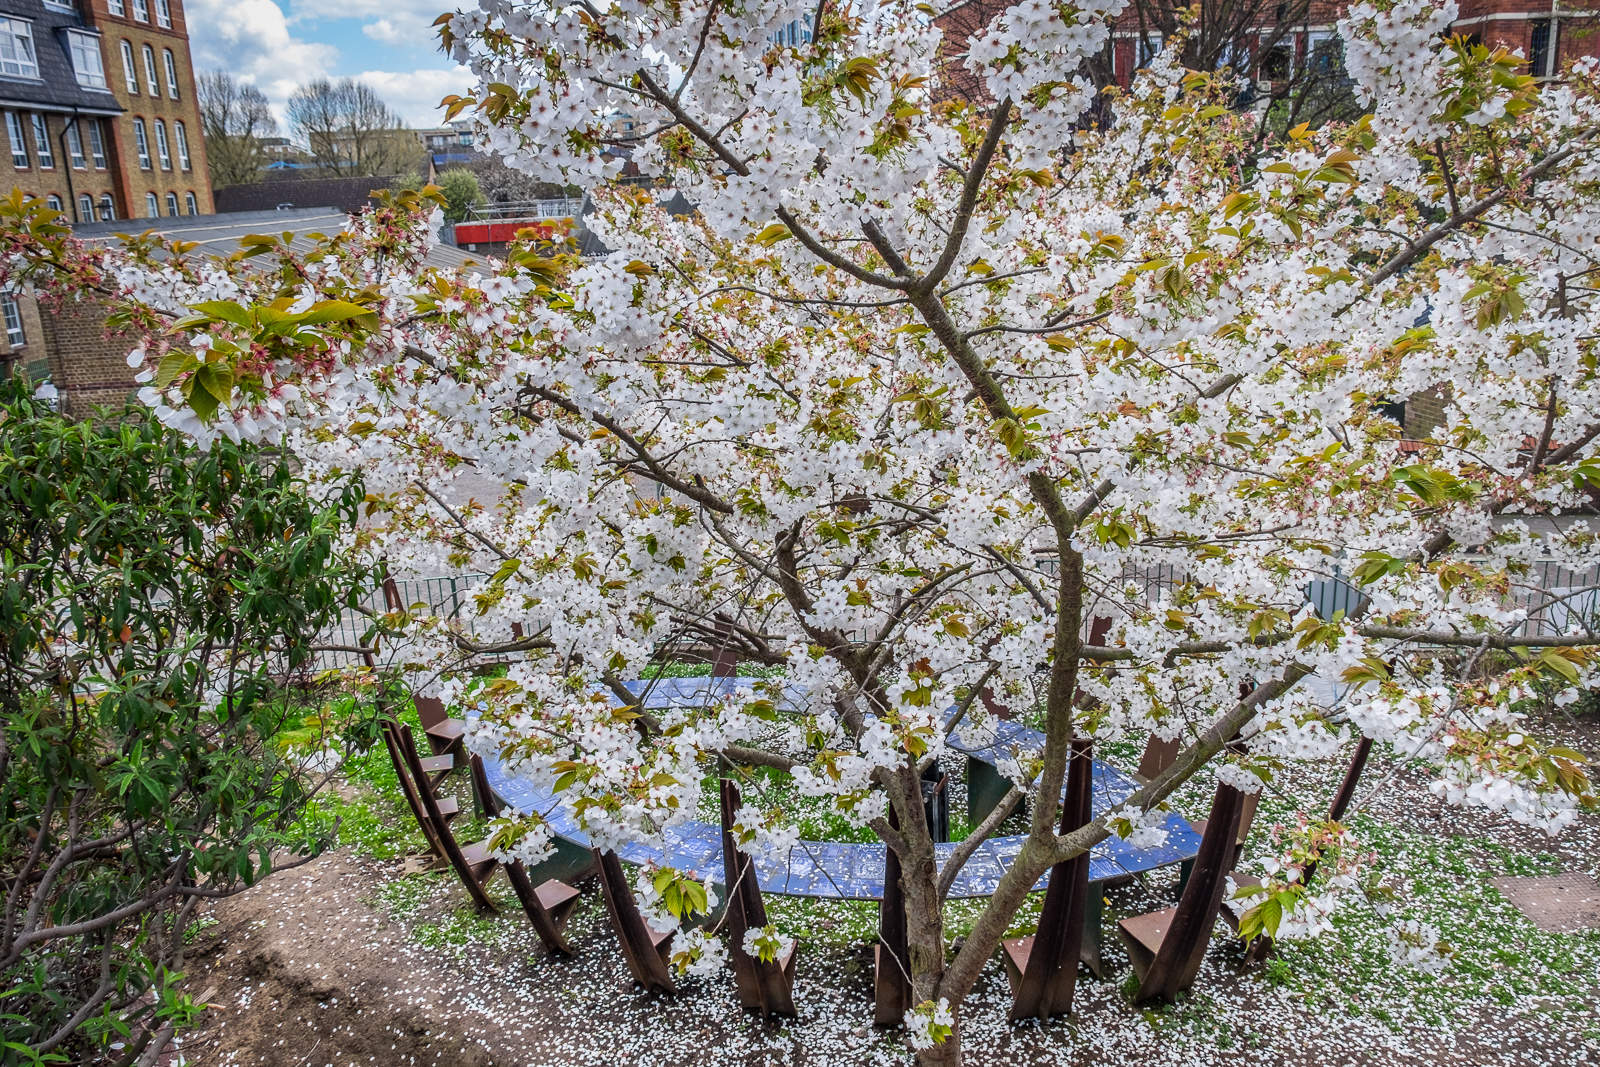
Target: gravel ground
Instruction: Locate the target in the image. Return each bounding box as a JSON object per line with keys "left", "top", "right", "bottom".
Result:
{"left": 173, "top": 705, "right": 1600, "bottom": 1067}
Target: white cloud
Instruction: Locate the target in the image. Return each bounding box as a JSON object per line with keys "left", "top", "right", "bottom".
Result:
{"left": 354, "top": 67, "right": 475, "bottom": 128}
{"left": 362, "top": 19, "right": 410, "bottom": 47}
{"left": 185, "top": 0, "right": 337, "bottom": 124}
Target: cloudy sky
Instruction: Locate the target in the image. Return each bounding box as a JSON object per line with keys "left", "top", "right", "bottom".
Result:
{"left": 185, "top": 0, "right": 473, "bottom": 129}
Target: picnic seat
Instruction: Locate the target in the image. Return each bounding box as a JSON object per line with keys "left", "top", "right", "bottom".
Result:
{"left": 1002, "top": 738, "right": 1094, "bottom": 1021}
{"left": 472, "top": 756, "right": 582, "bottom": 957}
{"left": 593, "top": 847, "right": 677, "bottom": 994}
{"left": 720, "top": 778, "right": 798, "bottom": 1017}
{"left": 413, "top": 695, "right": 468, "bottom": 759}
{"left": 1117, "top": 781, "right": 1246, "bottom": 1003}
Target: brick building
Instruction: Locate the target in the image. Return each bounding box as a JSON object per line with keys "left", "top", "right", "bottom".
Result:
{"left": 80, "top": 0, "right": 211, "bottom": 219}
{"left": 0, "top": 0, "right": 124, "bottom": 221}
{"left": 935, "top": 0, "right": 1600, "bottom": 96}
{"left": 0, "top": 0, "right": 209, "bottom": 223}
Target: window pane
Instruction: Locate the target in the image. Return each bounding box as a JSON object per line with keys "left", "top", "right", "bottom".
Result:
{"left": 99, "top": 194, "right": 114, "bottom": 220}
{"left": 68, "top": 31, "right": 107, "bottom": 89}
{"left": 107, "top": 0, "right": 124, "bottom": 14}
{"left": 142, "top": 45, "right": 158, "bottom": 95}
{"left": 122, "top": 41, "right": 138, "bottom": 93}
{"left": 163, "top": 49, "right": 178, "bottom": 98}
{"left": 88, "top": 120, "right": 107, "bottom": 168}
{"left": 2, "top": 292, "right": 24, "bottom": 349}
{"left": 6, "top": 112, "right": 28, "bottom": 168}
{"left": 31, "top": 114, "right": 52, "bottom": 168}
{"left": 134, "top": 118, "right": 150, "bottom": 168}
{"left": 67, "top": 122, "right": 85, "bottom": 168}
{"left": 155, "top": 0, "right": 171, "bottom": 28}
{"left": 165, "top": 192, "right": 178, "bottom": 216}
{"left": 185, "top": 191, "right": 197, "bottom": 216}
{"left": 0, "top": 18, "right": 39, "bottom": 80}
{"left": 174, "top": 121, "right": 190, "bottom": 169}
{"left": 155, "top": 119, "right": 171, "bottom": 169}
{"left": 145, "top": 192, "right": 158, "bottom": 218}
{"left": 78, "top": 193, "right": 92, "bottom": 222}
{"left": 131, "top": 0, "right": 148, "bottom": 21}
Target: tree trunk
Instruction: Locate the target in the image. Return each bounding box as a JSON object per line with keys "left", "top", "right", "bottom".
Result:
{"left": 915, "top": 1019, "right": 963, "bottom": 1067}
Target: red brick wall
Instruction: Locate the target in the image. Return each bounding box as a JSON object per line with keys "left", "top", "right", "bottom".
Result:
{"left": 36, "top": 295, "right": 140, "bottom": 419}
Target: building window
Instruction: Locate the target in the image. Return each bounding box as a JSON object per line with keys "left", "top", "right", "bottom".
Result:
{"left": 99, "top": 194, "right": 115, "bottom": 220}
{"left": 155, "top": 0, "right": 171, "bottom": 28}
{"left": 108, "top": 0, "right": 125, "bottom": 14}
{"left": 67, "top": 30, "right": 107, "bottom": 89}
{"left": 1306, "top": 30, "right": 1342, "bottom": 74}
{"left": 184, "top": 190, "right": 197, "bottom": 215}
{"left": 78, "top": 192, "right": 92, "bottom": 221}
{"left": 145, "top": 191, "right": 158, "bottom": 217}
{"left": 131, "top": 0, "right": 148, "bottom": 22}
{"left": 30, "top": 114, "right": 51, "bottom": 168}
{"left": 1530, "top": 20, "right": 1555, "bottom": 78}
{"left": 162, "top": 48, "right": 178, "bottom": 98}
{"left": 44, "top": 193, "right": 62, "bottom": 220}
{"left": 43, "top": 0, "right": 77, "bottom": 13}
{"left": 164, "top": 191, "right": 177, "bottom": 216}
{"left": 142, "top": 44, "right": 158, "bottom": 96}
{"left": 66, "top": 121, "right": 85, "bottom": 168}
{"left": 174, "top": 120, "right": 190, "bottom": 170}
{"left": 133, "top": 117, "right": 151, "bottom": 168}
{"left": 1136, "top": 32, "right": 1164, "bottom": 70}
{"left": 121, "top": 40, "right": 138, "bottom": 93}
{"left": 5, "top": 112, "right": 27, "bottom": 168}
{"left": 0, "top": 18, "right": 39, "bottom": 80}
{"left": 2, "top": 291, "right": 24, "bottom": 349}
{"left": 88, "top": 120, "right": 106, "bottom": 168}
{"left": 154, "top": 118, "right": 171, "bottom": 169}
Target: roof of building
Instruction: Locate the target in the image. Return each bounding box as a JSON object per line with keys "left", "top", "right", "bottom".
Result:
{"left": 0, "top": 0, "right": 124, "bottom": 115}
{"left": 213, "top": 175, "right": 401, "bottom": 216}
{"left": 71, "top": 207, "right": 485, "bottom": 273}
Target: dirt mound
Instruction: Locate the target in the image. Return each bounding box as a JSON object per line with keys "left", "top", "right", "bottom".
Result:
{"left": 180, "top": 851, "right": 494, "bottom": 1066}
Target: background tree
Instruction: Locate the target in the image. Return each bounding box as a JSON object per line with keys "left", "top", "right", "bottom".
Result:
{"left": 196, "top": 71, "right": 281, "bottom": 188}
{"left": 437, "top": 167, "right": 486, "bottom": 222}
{"left": 287, "top": 79, "right": 424, "bottom": 177}
{"left": 464, "top": 154, "right": 573, "bottom": 206}
{"left": 0, "top": 377, "right": 373, "bottom": 1063}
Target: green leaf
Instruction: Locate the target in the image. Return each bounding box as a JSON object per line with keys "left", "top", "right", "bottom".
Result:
{"left": 185, "top": 300, "right": 253, "bottom": 328}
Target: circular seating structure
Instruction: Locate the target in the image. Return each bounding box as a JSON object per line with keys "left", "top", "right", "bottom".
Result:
{"left": 476, "top": 676, "right": 1204, "bottom": 899}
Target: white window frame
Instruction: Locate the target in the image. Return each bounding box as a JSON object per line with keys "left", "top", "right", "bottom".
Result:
{"left": 154, "top": 117, "right": 170, "bottom": 169}
{"left": 133, "top": 117, "right": 151, "bottom": 168}
{"left": 45, "top": 192, "right": 61, "bottom": 215}
{"left": 0, "top": 17, "right": 39, "bottom": 80}
{"left": 1136, "top": 31, "right": 1165, "bottom": 70}
{"left": 131, "top": 0, "right": 149, "bottom": 22}
{"left": 155, "top": 0, "right": 172, "bottom": 28}
{"left": 30, "top": 113, "right": 52, "bottom": 168}
{"left": 121, "top": 40, "right": 138, "bottom": 94}
{"left": 107, "top": 0, "right": 125, "bottom": 15}
{"left": 98, "top": 193, "right": 114, "bottom": 220}
{"left": 67, "top": 30, "right": 107, "bottom": 90}
{"left": 165, "top": 191, "right": 177, "bottom": 216}
{"left": 142, "top": 44, "right": 158, "bottom": 96}
{"left": 2, "top": 290, "right": 25, "bottom": 349}
{"left": 66, "top": 121, "right": 85, "bottom": 168}
{"left": 173, "top": 119, "right": 190, "bottom": 170}
{"left": 162, "top": 48, "right": 178, "bottom": 98}
{"left": 1305, "top": 29, "right": 1340, "bottom": 74}
{"left": 6, "top": 112, "right": 28, "bottom": 168}
{"left": 184, "top": 191, "right": 197, "bottom": 216}
{"left": 88, "top": 120, "right": 106, "bottom": 168}
{"left": 78, "top": 192, "right": 92, "bottom": 221}
{"left": 145, "top": 191, "right": 158, "bottom": 218}
{"left": 43, "top": 0, "right": 78, "bottom": 13}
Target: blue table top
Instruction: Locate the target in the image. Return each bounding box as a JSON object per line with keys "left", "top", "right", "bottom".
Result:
{"left": 474, "top": 676, "right": 1201, "bottom": 900}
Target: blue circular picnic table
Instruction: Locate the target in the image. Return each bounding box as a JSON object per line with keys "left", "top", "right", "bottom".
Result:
{"left": 476, "top": 677, "right": 1201, "bottom": 900}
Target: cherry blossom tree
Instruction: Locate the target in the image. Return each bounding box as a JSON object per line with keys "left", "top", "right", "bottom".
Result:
{"left": 7, "top": 0, "right": 1600, "bottom": 1061}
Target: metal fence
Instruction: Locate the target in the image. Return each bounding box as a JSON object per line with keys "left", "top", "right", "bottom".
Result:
{"left": 310, "top": 558, "right": 1600, "bottom": 673}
